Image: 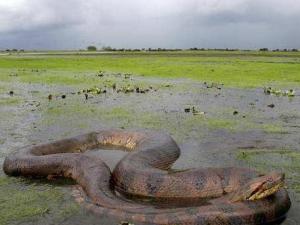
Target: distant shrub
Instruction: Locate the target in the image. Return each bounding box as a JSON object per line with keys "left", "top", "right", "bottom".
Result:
{"left": 87, "top": 46, "right": 97, "bottom": 51}
{"left": 102, "top": 46, "right": 113, "bottom": 51}
{"left": 259, "top": 48, "right": 269, "bottom": 51}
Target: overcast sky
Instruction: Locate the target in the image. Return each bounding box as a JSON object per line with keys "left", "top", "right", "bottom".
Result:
{"left": 0, "top": 0, "right": 299, "bottom": 50}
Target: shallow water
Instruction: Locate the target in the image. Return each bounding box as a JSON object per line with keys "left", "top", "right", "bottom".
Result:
{"left": 0, "top": 73, "right": 299, "bottom": 225}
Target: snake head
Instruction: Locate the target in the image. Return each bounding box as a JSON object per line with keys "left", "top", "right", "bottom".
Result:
{"left": 230, "top": 171, "right": 285, "bottom": 202}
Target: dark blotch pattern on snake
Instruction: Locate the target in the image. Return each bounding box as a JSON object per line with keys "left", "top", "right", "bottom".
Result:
{"left": 3, "top": 129, "right": 291, "bottom": 225}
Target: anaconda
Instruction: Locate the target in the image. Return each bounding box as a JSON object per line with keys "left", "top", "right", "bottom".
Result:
{"left": 3, "top": 129, "right": 291, "bottom": 225}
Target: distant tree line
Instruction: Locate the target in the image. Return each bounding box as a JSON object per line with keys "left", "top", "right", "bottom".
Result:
{"left": 84, "top": 46, "right": 299, "bottom": 52}
{"left": 189, "top": 48, "right": 241, "bottom": 51}
{"left": 270, "top": 48, "right": 298, "bottom": 52}
{"left": 1, "top": 49, "right": 25, "bottom": 52}
{"left": 99, "top": 47, "right": 183, "bottom": 52}
{"left": 87, "top": 46, "right": 97, "bottom": 51}
{"left": 1, "top": 47, "right": 298, "bottom": 53}
{"left": 259, "top": 48, "right": 298, "bottom": 52}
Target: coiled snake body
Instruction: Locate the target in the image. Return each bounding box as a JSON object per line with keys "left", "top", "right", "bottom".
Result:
{"left": 3, "top": 130, "right": 291, "bottom": 225}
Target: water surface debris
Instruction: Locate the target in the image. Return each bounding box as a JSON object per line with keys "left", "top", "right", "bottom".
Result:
{"left": 184, "top": 106, "right": 205, "bottom": 115}
{"left": 204, "top": 82, "right": 223, "bottom": 89}
{"left": 267, "top": 104, "right": 275, "bottom": 108}
{"left": 263, "top": 87, "right": 295, "bottom": 97}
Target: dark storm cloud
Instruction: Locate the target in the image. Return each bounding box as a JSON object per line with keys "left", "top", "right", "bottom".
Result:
{"left": 0, "top": 0, "right": 299, "bottom": 50}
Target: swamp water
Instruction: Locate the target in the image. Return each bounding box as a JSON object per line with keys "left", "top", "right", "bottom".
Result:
{"left": 0, "top": 74, "right": 299, "bottom": 225}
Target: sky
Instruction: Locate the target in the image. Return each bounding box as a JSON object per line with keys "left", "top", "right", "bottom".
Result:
{"left": 0, "top": 0, "right": 300, "bottom": 50}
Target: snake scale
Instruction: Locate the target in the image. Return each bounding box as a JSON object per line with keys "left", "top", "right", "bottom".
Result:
{"left": 3, "top": 129, "right": 291, "bottom": 225}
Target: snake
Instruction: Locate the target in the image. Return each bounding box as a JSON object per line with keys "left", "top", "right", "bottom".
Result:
{"left": 3, "top": 129, "right": 291, "bottom": 225}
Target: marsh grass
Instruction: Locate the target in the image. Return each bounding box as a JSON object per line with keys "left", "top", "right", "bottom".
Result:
{"left": 0, "top": 175, "right": 81, "bottom": 225}
{"left": 0, "top": 97, "right": 21, "bottom": 105}
{"left": 0, "top": 51, "right": 300, "bottom": 87}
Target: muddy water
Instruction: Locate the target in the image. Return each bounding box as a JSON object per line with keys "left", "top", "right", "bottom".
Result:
{"left": 0, "top": 74, "right": 299, "bottom": 225}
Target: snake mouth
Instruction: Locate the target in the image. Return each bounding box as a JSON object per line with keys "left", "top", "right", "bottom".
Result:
{"left": 247, "top": 181, "right": 285, "bottom": 201}
{"left": 230, "top": 171, "right": 285, "bottom": 202}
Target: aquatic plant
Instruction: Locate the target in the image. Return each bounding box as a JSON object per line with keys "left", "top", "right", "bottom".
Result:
{"left": 263, "top": 87, "right": 295, "bottom": 97}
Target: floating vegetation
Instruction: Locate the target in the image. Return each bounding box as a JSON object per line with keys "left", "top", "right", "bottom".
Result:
{"left": 78, "top": 84, "right": 155, "bottom": 95}
{"left": 9, "top": 73, "right": 18, "bottom": 77}
{"left": 184, "top": 106, "right": 205, "bottom": 115}
{"left": 204, "top": 82, "right": 223, "bottom": 89}
{"left": 96, "top": 70, "right": 104, "bottom": 77}
{"left": 117, "top": 85, "right": 152, "bottom": 94}
{"left": 78, "top": 86, "right": 104, "bottom": 95}
{"left": 77, "top": 71, "right": 161, "bottom": 95}
{"left": 263, "top": 87, "right": 295, "bottom": 97}
{"left": 124, "top": 73, "right": 131, "bottom": 79}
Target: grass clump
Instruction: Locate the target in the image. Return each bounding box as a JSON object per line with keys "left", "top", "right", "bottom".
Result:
{"left": 0, "top": 176, "right": 59, "bottom": 225}
{"left": 261, "top": 124, "right": 287, "bottom": 134}
{"left": 0, "top": 97, "right": 21, "bottom": 105}
{"left": 0, "top": 175, "right": 80, "bottom": 225}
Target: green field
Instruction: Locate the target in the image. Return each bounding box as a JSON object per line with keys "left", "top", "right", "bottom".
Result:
{"left": 1, "top": 50, "right": 300, "bottom": 87}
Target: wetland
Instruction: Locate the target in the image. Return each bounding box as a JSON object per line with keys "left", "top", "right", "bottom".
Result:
{"left": 0, "top": 51, "right": 300, "bottom": 225}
